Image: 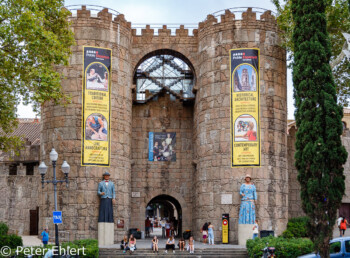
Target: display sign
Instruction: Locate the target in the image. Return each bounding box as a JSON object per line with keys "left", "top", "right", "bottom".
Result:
{"left": 222, "top": 213, "right": 229, "bottom": 244}
{"left": 148, "top": 132, "right": 176, "bottom": 161}
{"left": 53, "top": 211, "right": 62, "bottom": 224}
{"left": 230, "top": 48, "right": 260, "bottom": 167}
{"left": 81, "top": 46, "right": 111, "bottom": 167}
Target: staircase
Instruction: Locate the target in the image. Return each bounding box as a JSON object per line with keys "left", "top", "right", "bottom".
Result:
{"left": 99, "top": 247, "right": 248, "bottom": 258}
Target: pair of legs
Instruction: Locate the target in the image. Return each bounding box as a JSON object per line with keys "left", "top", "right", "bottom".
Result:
{"left": 165, "top": 244, "right": 175, "bottom": 253}
{"left": 203, "top": 235, "right": 207, "bottom": 244}
{"left": 152, "top": 244, "right": 158, "bottom": 252}
{"left": 208, "top": 233, "right": 214, "bottom": 245}
{"left": 179, "top": 241, "right": 185, "bottom": 251}
{"left": 188, "top": 244, "right": 194, "bottom": 253}
{"left": 162, "top": 227, "right": 166, "bottom": 238}
{"left": 341, "top": 229, "right": 346, "bottom": 237}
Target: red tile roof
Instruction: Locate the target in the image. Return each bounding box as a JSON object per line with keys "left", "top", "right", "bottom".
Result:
{"left": 0, "top": 119, "right": 40, "bottom": 145}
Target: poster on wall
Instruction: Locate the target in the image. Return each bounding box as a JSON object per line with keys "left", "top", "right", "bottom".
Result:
{"left": 230, "top": 48, "right": 260, "bottom": 167}
{"left": 148, "top": 132, "right": 176, "bottom": 161}
{"left": 81, "top": 46, "right": 111, "bottom": 167}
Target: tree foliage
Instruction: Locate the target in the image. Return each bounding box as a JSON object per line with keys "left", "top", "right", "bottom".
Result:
{"left": 272, "top": 0, "right": 350, "bottom": 106}
{"left": 0, "top": 0, "right": 74, "bottom": 151}
{"left": 291, "top": 0, "right": 348, "bottom": 256}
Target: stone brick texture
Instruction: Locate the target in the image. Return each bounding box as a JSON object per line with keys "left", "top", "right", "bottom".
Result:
{"left": 39, "top": 6, "right": 288, "bottom": 243}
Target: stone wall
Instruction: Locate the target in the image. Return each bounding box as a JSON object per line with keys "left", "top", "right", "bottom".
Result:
{"left": 40, "top": 7, "right": 133, "bottom": 241}
{"left": 193, "top": 9, "right": 287, "bottom": 243}
{"left": 130, "top": 93, "right": 194, "bottom": 232}
{"left": 0, "top": 145, "right": 40, "bottom": 235}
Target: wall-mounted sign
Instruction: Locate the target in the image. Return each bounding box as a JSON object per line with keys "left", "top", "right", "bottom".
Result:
{"left": 230, "top": 48, "right": 260, "bottom": 167}
{"left": 148, "top": 132, "right": 176, "bottom": 161}
{"left": 81, "top": 46, "right": 111, "bottom": 167}
{"left": 131, "top": 192, "right": 141, "bottom": 198}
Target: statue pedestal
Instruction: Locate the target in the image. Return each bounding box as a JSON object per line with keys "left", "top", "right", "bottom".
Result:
{"left": 98, "top": 222, "right": 114, "bottom": 246}
{"left": 238, "top": 224, "right": 253, "bottom": 246}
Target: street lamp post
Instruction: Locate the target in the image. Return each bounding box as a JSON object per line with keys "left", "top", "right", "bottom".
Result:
{"left": 39, "top": 148, "right": 70, "bottom": 255}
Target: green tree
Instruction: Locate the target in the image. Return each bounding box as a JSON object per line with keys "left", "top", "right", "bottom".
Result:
{"left": 0, "top": 0, "right": 74, "bottom": 152}
{"left": 292, "top": 0, "right": 348, "bottom": 256}
{"left": 272, "top": 0, "right": 350, "bottom": 106}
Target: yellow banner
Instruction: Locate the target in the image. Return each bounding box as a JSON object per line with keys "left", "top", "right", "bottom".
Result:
{"left": 81, "top": 47, "right": 111, "bottom": 167}
{"left": 230, "top": 49, "right": 260, "bottom": 167}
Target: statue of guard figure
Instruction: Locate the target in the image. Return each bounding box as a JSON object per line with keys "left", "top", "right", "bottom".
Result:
{"left": 97, "top": 171, "right": 116, "bottom": 246}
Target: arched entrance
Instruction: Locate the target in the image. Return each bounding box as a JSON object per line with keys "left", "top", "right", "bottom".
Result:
{"left": 145, "top": 195, "right": 182, "bottom": 238}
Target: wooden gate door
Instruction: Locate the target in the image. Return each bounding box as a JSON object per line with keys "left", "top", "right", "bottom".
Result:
{"left": 29, "top": 207, "right": 39, "bottom": 235}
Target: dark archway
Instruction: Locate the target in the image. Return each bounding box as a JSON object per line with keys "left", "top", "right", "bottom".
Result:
{"left": 146, "top": 194, "right": 182, "bottom": 238}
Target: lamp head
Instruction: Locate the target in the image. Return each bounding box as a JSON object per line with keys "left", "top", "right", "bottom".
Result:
{"left": 49, "top": 148, "right": 58, "bottom": 162}
{"left": 39, "top": 161, "right": 48, "bottom": 175}
{"left": 61, "top": 160, "right": 70, "bottom": 175}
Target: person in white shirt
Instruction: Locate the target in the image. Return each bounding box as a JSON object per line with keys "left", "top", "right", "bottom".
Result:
{"left": 338, "top": 215, "right": 343, "bottom": 237}
{"left": 165, "top": 235, "right": 175, "bottom": 254}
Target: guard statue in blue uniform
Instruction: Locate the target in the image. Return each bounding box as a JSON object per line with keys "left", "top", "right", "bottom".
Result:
{"left": 98, "top": 171, "right": 116, "bottom": 223}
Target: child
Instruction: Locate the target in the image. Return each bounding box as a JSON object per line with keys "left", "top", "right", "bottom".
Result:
{"left": 188, "top": 236, "right": 195, "bottom": 254}
{"left": 120, "top": 235, "right": 128, "bottom": 253}
{"left": 178, "top": 237, "right": 185, "bottom": 251}
{"left": 165, "top": 235, "right": 176, "bottom": 254}
{"left": 152, "top": 235, "right": 159, "bottom": 253}
{"left": 128, "top": 235, "right": 136, "bottom": 254}
{"left": 252, "top": 220, "right": 259, "bottom": 239}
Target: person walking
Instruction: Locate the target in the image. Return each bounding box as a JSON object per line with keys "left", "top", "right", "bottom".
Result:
{"left": 252, "top": 220, "right": 259, "bottom": 239}
{"left": 41, "top": 228, "right": 49, "bottom": 247}
{"left": 145, "top": 217, "right": 151, "bottom": 237}
{"left": 340, "top": 218, "right": 350, "bottom": 237}
{"left": 208, "top": 222, "right": 215, "bottom": 245}
{"left": 338, "top": 215, "right": 343, "bottom": 237}
{"left": 165, "top": 235, "right": 176, "bottom": 254}
{"left": 161, "top": 218, "right": 166, "bottom": 238}
{"left": 152, "top": 236, "right": 159, "bottom": 253}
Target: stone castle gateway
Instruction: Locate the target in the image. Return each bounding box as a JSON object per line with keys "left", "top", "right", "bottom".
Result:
{"left": 2, "top": 6, "right": 295, "bottom": 244}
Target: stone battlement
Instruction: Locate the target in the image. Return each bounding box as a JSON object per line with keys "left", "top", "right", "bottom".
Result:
{"left": 66, "top": 6, "right": 277, "bottom": 38}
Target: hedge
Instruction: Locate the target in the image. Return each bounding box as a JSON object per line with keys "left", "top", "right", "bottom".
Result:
{"left": 282, "top": 216, "right": 310, "bottom": 238}
{"left": 0, "top": 222, "right": 8, "bottom": 236}
{"left": 246, "top": 236, "right": 314, "bottom": 258}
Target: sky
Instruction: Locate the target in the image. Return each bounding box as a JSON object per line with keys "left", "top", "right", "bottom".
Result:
{"left": 17, "top": 0, "right": 295, "bottom": 119}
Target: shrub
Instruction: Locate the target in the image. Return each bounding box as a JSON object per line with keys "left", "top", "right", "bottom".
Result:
{"left": 0, "top": 234, "right": 23, "bottom": 249}
{"left": 282, "top": 216, "right": 310, "bottom": 238}
{"left": 61, "top": 238, "right": 98, "bottom": 258}
{"left": 246, "top": 236, "right": 314, "bottom": 258}
{"left": 0, "top": 222, "right": 8, "bottom": 236}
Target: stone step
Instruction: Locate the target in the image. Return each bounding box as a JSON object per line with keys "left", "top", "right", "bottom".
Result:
{"left": 99, "top": 248, "right": 248, "bottom": 258}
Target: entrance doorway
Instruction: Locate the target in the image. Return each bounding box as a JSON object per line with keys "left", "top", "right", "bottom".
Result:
{"left": 145, "top": 195, "right": 182, "bottom": 238}
{"left": 29, "top": 207, "right": 39, "bottom": 235}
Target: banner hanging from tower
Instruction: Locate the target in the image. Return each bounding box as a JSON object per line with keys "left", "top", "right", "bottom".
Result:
{"left": 230, "top": 48, "right": 260, "bottom": 167}
{"left": 81, "top": 46, "right": 111, "bottom": 167}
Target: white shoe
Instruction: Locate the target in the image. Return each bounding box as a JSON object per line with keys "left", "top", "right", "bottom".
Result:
{"left": 165, "top": 250, "right": 167, "bottom": 253}
{"left": 173, "top": 250, "right": 175, "bottom": 253}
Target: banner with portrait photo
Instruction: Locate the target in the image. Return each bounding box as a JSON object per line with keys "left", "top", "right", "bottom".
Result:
{"left": 148, "top": 132, "right": 176, "bottom": 161}
{"left": 81, "top": 46, "right": 111, "bottom": 167}
{"left": 230, "top": 48, "right": 260, "bottom": 167}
